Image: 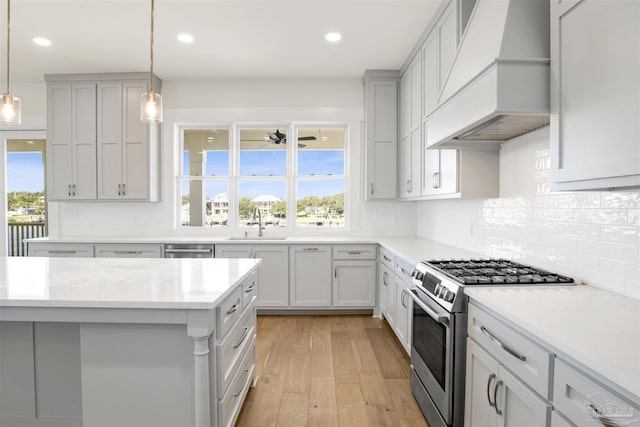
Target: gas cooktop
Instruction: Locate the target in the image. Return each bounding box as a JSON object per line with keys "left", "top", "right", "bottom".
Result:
{"left": 425, "top": 259, "right": 575, "bottom": 285}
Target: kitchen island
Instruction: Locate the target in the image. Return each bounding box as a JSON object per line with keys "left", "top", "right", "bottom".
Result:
{"left": 0, "top": 256, "right": 261, "bottom": 427}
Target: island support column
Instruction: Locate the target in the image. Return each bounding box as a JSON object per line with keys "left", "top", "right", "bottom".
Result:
{"left": 187, "top": 309, "right": 216, "bottom": 427}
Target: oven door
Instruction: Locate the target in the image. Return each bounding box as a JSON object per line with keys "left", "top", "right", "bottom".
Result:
{"left": 408, "top": 286, "right": 456, "bottom": 424}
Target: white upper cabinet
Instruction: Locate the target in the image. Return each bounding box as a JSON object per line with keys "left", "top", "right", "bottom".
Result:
{"left": 550, "top": 0, "right": 640, "bottom": 190}
{"left": 46, "top": 73, "right": 161, "bottom": 202}
{"left": 363, "top": 71, "right": 399, "bottom": 200}
{"left": 46, "top": 83, "right": 97, "bottom": 200}
{"left": 399, "top": 55, "right": 423, "bottom": 199}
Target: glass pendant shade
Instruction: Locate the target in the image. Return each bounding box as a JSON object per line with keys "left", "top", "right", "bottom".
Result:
{"left": 140, "top": 89, "right": 162, "bottom": 123}
{"left": 0, "top": 93, "right": 21, "bottom": 125}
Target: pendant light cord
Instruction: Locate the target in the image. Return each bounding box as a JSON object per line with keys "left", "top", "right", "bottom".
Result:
{"left": 149, "top": 0, "right": 154, "bottom": 90}
{"left": 6, "top": 0, "right": 11, "bottom": 94}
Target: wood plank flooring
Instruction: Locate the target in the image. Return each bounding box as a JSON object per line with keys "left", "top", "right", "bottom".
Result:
{"left": 235, "top": 315, "right": 429, "bottom": 427}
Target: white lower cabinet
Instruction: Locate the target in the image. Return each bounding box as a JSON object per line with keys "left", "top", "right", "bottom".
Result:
{"left": 28, "top": 243, "right": 94, "bottom": 257}
{"left": 332, "top": 260, "right": 376, "bottom": 307}
{"left": 94, "top": 244, "right": 162, "bottom": 258}
{"left": 216, "top": 244, "right": 289, "bottom": 308}
{"left": 393, "top": 275, "right": 412, "bottom": 353}
{"left": 465, "top": 339, "right": 552, "bottom": 427}
{"left": 378, "top": 263, "right": 393, "bottom": 319}
{"left": 289, "top": 245, "right": 332, "bottom": 307}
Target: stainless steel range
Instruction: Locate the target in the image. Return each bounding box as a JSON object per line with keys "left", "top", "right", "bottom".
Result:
{"left": 407, "top": 259, "right": 574, "bottom": 427}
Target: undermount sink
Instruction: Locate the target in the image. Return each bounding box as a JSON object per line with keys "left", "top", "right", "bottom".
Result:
{"left": 228, "top": 236, "right": 287, "bottom": 240}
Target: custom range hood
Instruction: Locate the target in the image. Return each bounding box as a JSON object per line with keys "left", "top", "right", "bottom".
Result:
{"left": 426, "top": 0, "right": 550, "bottom": 149}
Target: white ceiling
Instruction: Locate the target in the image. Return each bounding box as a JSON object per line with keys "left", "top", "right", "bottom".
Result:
{"left": 3, "top": 0, "right": 440, "bottom": 83}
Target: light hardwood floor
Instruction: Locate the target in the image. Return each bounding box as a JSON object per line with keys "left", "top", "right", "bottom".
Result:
{"left": 235, "top": 315, "right": 429, "bottom": 427}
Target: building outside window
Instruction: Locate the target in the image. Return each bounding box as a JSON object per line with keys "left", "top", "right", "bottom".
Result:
{"left": 179, "top": 124, "right": 346, "bottom": 231}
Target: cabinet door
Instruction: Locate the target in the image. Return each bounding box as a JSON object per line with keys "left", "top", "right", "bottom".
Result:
{"left": 409, "top": 56, "right": 422, "bottom": 131}
{"left": 46, "top": 84, "right": 74, "bottom": 200}
{"left": 71, "top": 84, "right": 98, "bottom": 200}
{"left": 332, "top": 260, "right": 375, "bottom": 307}
{"left": 97, "top": 82, "right": 124, "bottom": 200}
{"left": 94, "top": 244, "right": 162, "bottom": 258}
{"left": 409, "top": 128, "right": 422, "bottom": 198}
{"left": 438, "top": 1, "right": 458, "bottom": 92}
{"left": 496, "top": 365, "right": 551, "bottom": 427}
{"left": 465, "top": 339, "right": 500, "bottom": 427}
{"left": 289, "top": 246, "right": 332, "bottom": 307}
{"left": 423, "top": 31, "right": 439, "bottom": 115}
{"left": 551, "top": 0, "right": 640, "bottom": 190}
{"left": 393, "top": 276, "right": 411, "bottom": 352}
{"left": 122, "top": 81, "right": 149, "bottom": 200}
{"left": 254, "top": 246, "right": 289, "bottom": 308}
{"left": 400, "top": 73, "right": 411, "bottom": 138}
{"left": 365, "top": 79, "right": 398, "bottom": 200}
{"left": 399, "top": 135, "right": 412, "bottom": 198}
{"left": 216, "top": 245, "right": 253, "bottom": 259}
{"left": 28, "top": 243, "right": 94, "bottom": 258}
{"left": 378, "top": 263, "right": 393, "bottom": 317}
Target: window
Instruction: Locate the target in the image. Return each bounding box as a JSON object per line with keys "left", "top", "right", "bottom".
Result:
{"left": 180, "top": 128, "right": 230, "bottom": 227}
{"left": 179, "top": 124, "right": 346, "bottom": 230}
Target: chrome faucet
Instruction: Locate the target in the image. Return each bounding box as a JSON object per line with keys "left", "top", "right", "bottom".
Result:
{"left": 253, "top": 207, "right": 264, "bottom": 237}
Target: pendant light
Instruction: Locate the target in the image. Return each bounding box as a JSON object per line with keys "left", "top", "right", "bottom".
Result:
{"left": 140, "top": 0, "right": 162, "bottom": 123}
{"left": 1, "top": 0, "right": 20, "bottom": 125}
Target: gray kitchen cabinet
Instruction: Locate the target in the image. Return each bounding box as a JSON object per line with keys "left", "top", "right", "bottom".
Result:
{"left": 332, "top": 245, "right": 377, "bottom": 308}
{"left": 216, "top": 244, "right": 289, "bottom": 308}
{"left": 97, "top": 81, "right": 160, "bottom": 201}
{"left": 94, "top": 244, "right": 162, "bottom": 258}
{"left": 28, "top": 243, "right": 94, "bottom": 257}
{"left": 363, "top": 71, "right": 399, "bottom": 200}
{"left": 45, "top": 73, "right": 161, "bottom": 202}
{"left": 393, "top": 256, "right": 414, "bottom": 353}
{"left": 399, "top": 55, "right": 423, "bottom": 200}
{"left": 553, "top": 358, "right": 640, "bottom": 427}
{"left": 289, "top": 245, "right": 332, "bottom": 307}
{"left": 550, "top": 411, "right": 573, "bottom": 427}
{"left": 550, "top": 0, "right": 640, "bottom": 190}
{"left": 465, "top": 339, "right": 552, "bottom": 427}
{"left": 46, "top": 83, "right": 97, "bottom": 201}
{"left": 378, "top": 247, "right": 396, "bottom": 324}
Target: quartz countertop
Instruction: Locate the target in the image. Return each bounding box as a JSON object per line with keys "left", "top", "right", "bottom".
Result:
{"left": 465, "top": 285, "right": 640, "bottom": 401}
{"left": 0, "top": 257, "right": 261, "bottom": 310}
{"left": 378, "top": 237, "right": 482, "bottom": 263}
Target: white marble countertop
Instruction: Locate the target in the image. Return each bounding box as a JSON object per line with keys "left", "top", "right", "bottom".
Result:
{"left": 0, "top": 257, "right": 261, "bottom": 310}
{"left": 25, "top": 236, "right": 380, "bottom": 244}
{"left": 378, "top": 237, "right": 481, "bottom": 263}
{"left": 465, "top": 285, "right": 640, "bottom": 401}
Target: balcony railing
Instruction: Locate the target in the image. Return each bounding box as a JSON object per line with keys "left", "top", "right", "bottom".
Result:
{"left": 8, "top": 222, "right": 46, "bottom": 256}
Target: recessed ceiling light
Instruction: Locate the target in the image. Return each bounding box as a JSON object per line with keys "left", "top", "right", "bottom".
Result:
{"left": 177, "top": 34, "right": 194, "bottom": 44}
{"left": 33, "top": 37, "right": 51, "bottom": 47}
{"left": 325, "top": 32, "right": 342, "bottom": 43}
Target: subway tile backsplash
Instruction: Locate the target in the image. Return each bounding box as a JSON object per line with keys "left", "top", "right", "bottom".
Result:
{"left": 417, "top": 127, "right": 640, "bottom": 300}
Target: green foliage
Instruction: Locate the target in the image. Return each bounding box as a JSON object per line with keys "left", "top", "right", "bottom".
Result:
{"left": 181, "top": 195, "right": 190, "bottom": 205}
{"left": 271, "top": 200, "right": 286, "bottom": 218}
{"left": 239, "top": 197, "right": 256, "bottom": 219}
{"left": 7, "top": 192, "right": 45, "bottom": 213}
{"left": 296, "top": 193, "right": 344, "bottom": 216}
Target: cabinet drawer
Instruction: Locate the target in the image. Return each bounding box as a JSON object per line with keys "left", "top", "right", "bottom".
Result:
{"left": 468, "top": 303, "right": 553, "bottom": 399}
{"left": 94, "top": 244, "right": 162, "bottom": 258}
{"left": 218, "top": 341, "right": 255, "bottom": 427}
{"left": 217, "top": 288, "right": 242, "bottom": 339}
{"left": 379, "top": 247, "right": 395, "bottom": 269}
{"left": 28, "top": 243, "right": 94, "bottom": 258}
{"left": 553, "top": 358, "right": 640, "bottom": 427}
{"left": 217, "top": 306, "right": 256, "bottom": 396}
{"left": 241, "top": 273, "right": 257, "bottom": 311}
{"left": 395, "top": 257, "right": 414, "bottom": 282}
{"left": 333, "top": 245, "right": 377, "bottom": 260}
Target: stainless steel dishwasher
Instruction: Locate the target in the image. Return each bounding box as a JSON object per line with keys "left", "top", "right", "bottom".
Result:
{"left": 163, "top": 243, "right": 214, "bottom": 258}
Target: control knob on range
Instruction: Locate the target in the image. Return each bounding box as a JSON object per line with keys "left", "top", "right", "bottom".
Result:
{"left": 434, "top": 284, "right": 442, "bottom": 296}
{"left": 443, "top": 290, "right": 455, "bottom": 303}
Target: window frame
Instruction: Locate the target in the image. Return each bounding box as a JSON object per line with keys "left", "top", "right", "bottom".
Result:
{"left": 177, "top": 122, "right": 349, "bottom": 232}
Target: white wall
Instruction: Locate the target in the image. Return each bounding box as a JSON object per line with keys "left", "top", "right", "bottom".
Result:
{"left": 417, "top": 127, "right": 640, "bottom": 299}
{"left": 47, "top": 78, "right": 416, "bottom": 239}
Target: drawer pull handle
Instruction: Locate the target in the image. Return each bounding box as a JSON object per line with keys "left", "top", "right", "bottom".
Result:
{"left": 347, "top": 251, "right": 362, "bottom": 255}
{"left": 493, "top": 379, "right": 503, "bottom": 415}
{"left": 233, "top": 369, "right": 250, "bottom": 397}
{"left": 399, "top": 267, "right": 411, "bottom": 277}
{"left": 244, "top": 285, "right": 254, "bottom": 293}
{"left": 480, "top": 326, "right": 527, "bottom": 362}
{"left": 303, "top": 247, "right": 319, "bottom": 251}
{"left": 114, "top": 250, "right": 143, "bottom": 255}
{"left": 486, "top": 373, "right": 496, "bottom": 408}
{"left": 233, "top": 327, "right": 250, "bottom": 349}
{"left": 49, "top": 250, "right": 77, "bottom": 254}
{"left": 226, "top": 304, "right": 238, "bottom": 316}
{"left": 383, "top": 271, "right": 389, "bottom": 286}
{"left": 586, "top": 402, "right": 617, "bottom": 426}
{"left": 382, "top": 254, "right": 391, "bottom": 262}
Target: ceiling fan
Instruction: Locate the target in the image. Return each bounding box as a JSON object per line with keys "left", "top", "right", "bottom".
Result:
{"left": 242, "top": 129, "right": 317, "bottom": 148}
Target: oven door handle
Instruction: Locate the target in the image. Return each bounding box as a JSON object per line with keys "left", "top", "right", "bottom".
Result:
{"left": 408, "top": 289, "right": 449, "bottom": 325}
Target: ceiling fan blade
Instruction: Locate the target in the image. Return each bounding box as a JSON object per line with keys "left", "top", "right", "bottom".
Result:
{"left": 298, "top": 136, "right": 317, "bottom": 141}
